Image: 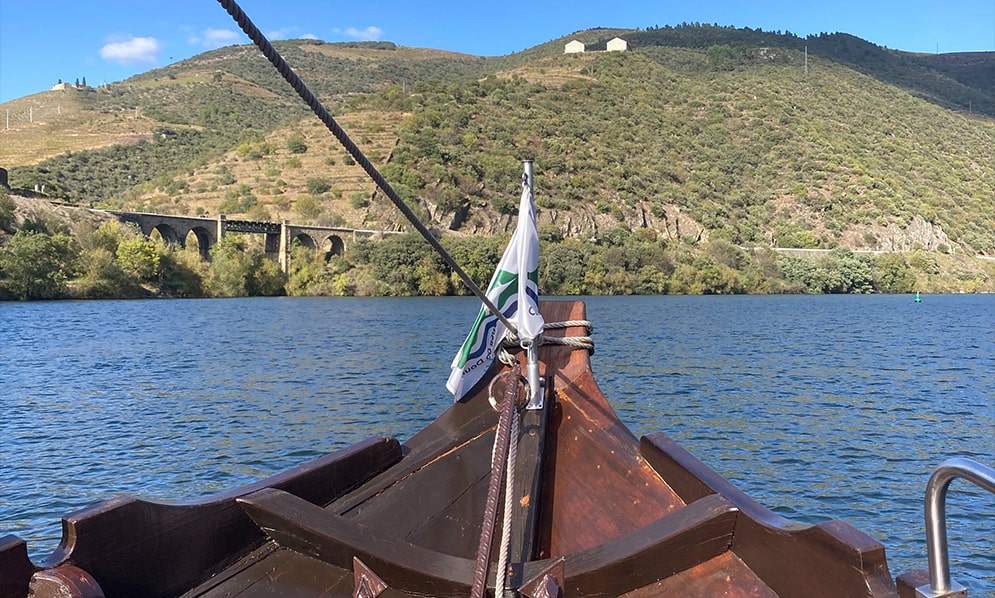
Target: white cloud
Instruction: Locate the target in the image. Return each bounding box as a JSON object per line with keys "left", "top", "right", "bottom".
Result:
{"left": 343, "top": 26, "right": 383, "bottom": 41}
{"left": 264, "top": 27, "right": 319, "bottom": 41}
{"left": 263, "top": 27, "right": 320, "bottom": 41}
{"left": 100, "top": 36, "right": 162, "bottom": 65}
{"left": 266, "top": 27, "right": 294, "bottom": 40}
{"left": 189, "top": 27, "right": 242, "bottom": 49}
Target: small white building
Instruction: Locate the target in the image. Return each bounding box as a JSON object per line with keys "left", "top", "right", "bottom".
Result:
{"left": 564, "top": 40, "right": 585, "bottom": 54}
{"left": 606, "top": 37, "right": 628, "bottom": 52}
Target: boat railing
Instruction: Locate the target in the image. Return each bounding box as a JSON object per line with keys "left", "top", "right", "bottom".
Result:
{"left": 916, "top": 457, "right": 995, "bottom": 598}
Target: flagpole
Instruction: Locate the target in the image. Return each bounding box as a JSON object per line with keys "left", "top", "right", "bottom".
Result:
{"left": 521, "top": 160, "right": 543, "bottom": 409}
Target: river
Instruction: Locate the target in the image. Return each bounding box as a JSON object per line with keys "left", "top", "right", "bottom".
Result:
{"left": 1, "top": 294, "right": 992, "bottom": 593}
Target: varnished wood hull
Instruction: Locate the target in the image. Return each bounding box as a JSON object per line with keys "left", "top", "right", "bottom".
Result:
{"left": 1, "top": 301, "right": 914, "bottom": 597}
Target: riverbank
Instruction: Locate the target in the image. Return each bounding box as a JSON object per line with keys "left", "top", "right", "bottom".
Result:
{"left": 3, "top": 192, "right": 994, "bottom": 300}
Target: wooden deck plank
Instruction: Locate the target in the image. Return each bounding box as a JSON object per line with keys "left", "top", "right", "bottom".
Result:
{"left": 556, "top": 493, "right": 738, "bottom": 597}
{"left": 347, "top": 428, "right": 495, "bottom": 559}
{"left": 640, "top": 432, "right": 899, "bottom": 597}
{"left": 0, "top": 536, "right": 34, "bottom": 598}
{"left": 621, "top": 551, "right": 777, "bottom": 597}
{"left": 543, "top": 369, "right": 685, "bottom": 556}
{"left": 185, "top": 547, "right": 352, "bottom": 597}
{"left": 237, "top": 488, "right": 478, "bottom": 597}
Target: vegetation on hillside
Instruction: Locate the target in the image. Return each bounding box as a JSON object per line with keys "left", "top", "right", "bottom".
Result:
{"left": 3, "top": 189, "right": 992, "bottom": 300}
{"left": 1, "top": 27, "right": 993, "bottom": 300}
{"left": 362, "top": 50, "right": 995, "bottom": 253}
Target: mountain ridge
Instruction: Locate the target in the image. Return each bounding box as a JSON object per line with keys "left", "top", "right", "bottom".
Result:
{"left": 1, "top": 25, "right": 993, "bottom": 258}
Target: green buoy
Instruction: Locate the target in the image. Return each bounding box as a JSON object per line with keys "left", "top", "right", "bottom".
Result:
{"left": 915, "top": 291, "right": 921, "bottom": 303}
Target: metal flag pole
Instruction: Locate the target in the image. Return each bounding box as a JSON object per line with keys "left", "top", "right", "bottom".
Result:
{"left": 521, "top": 160, "right": 543, "bottom": 410}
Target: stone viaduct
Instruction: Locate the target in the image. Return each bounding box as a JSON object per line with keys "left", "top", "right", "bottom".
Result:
{"left": 106, "top": 211, "right": 400, "bottom": 272}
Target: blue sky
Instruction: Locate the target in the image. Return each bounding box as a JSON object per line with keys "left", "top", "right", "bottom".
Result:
{"left": 1, "top": 0, "right": 994, "bottom": 103}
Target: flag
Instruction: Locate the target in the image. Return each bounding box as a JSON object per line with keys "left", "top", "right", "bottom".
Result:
{"left": 447, "top": 180, "right": 544, "bottom": 400}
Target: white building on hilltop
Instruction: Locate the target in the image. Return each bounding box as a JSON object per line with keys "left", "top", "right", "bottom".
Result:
{"left": 564, "top": 38, "right": 628, "bottom": 54}
{"left": 564, "top": 40, "right": 585, "bottom": 54}
{"left": 606, "top": 37, "right": 629, "bottom": 52}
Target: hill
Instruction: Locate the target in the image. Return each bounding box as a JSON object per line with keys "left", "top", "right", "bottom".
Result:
{"left": 1, "top": 28, "right": 993, "bottom": 261}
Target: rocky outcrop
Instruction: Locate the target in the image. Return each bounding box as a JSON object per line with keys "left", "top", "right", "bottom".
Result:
{"left": 855, "top": 214, "right": 954, "bottom": 252}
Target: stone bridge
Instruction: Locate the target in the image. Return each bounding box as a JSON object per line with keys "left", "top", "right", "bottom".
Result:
{"left": 105, "top": 211, "right": 400, "bottom": 272}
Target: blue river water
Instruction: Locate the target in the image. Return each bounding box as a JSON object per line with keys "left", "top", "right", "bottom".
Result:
{"left": 1, "top": 294, "right": 992, "bottom": 593}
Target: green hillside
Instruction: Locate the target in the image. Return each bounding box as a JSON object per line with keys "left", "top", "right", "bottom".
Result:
{"left": 1, "top": 27, "right": 994, "bottom": 298}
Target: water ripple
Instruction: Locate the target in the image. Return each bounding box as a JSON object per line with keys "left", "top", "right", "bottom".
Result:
{"left": 1, "top": 294, "right": 992, "bottom": 593}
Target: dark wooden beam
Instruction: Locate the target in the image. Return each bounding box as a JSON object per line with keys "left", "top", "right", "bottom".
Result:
{"left": 238, "top": 487, "right": 479, "bottom": 597}
{"left": 506, "top": 361, "right": 553, "bottom": 593}
{"left": 0, "top": 535, "right": 35, "bottom": 598}
{"left": 52, "top": 436, "right": 401, "bottom": 598}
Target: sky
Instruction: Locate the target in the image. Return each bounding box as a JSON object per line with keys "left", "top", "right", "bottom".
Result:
{"left": 1, "top": 0, "right": 994, "bottom": 103}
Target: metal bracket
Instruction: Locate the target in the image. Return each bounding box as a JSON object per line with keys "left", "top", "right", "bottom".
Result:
{"left": 914, "top": 583, "right": 966, "bottom": 598}
{"left": 526, "top": 376, "right": 545, "bottom": 410}
{"left": 353, "top": 557, "right": 387, "bottom": 598}
{"left": 519, "top": 558, "right": 565, "bottom": 598}
{"left": 525, "top": 342, "right": 544, "bottom": 410}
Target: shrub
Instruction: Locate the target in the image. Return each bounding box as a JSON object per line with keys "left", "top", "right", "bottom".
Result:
{"left": 286, "top": 134, "right": 308, "bottom": 154}
{"left": 306, "top": 178, "right": 331, "bottom": 196}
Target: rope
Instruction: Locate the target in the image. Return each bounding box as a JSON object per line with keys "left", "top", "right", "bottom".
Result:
{"left": 499, "top": 319, "right": 595, "bottom": 366}
{"left": 215, "top": 0, "right": 516, "bottom": 335}
{"left": 470, "top": 369, "right": 521, "bottom": 598}
{"left": 494, "top": 411, "right": 519, "bottom": 597}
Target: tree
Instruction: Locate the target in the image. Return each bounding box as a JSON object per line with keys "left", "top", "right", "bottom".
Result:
{"left": 367, "top": 233, "right": 443, "bottom": 295}
{"left": 874, "top": 254, "right": 916, "bottom": 293}
{"left": 539, "top": 242, "right": 588, "bottom": 295}
{"left": 295, "top": 195, "right": 321, "bottom": 220}
{"left": 0, "top": 191, "right": 15, "bottom": 233}
{"left": 157, "top": 246, "right": 206, "bottom": 298}
{"left": 246, "top": 254, "right": 285, "bottom": 296}
{"left": 116, "top": 236, "right": 162, "bottom": 280}
{"left": 75, "top": 247, "right": 135, "bottom": 298}
{"left": 204, "top": 236, "right": 252, "bottom": 297}
{"left": 0, "top": 231, "right": 75, "bottom": 299}
{"left": 285, "top": 243, "right": 328, "bottom": 296}
{"left": 203, "top": 236, "right": 285, "bottom": 297}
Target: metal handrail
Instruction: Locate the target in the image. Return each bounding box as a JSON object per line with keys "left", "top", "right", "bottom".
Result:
{"left": 916, "top": 457, "right": 995, "bottom": 598}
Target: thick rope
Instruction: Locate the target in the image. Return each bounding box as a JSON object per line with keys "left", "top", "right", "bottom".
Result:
{"left": 470, "top": 369, "right": 521, "bottom": 598}
{"left": 499, "top": 319, "right": 595, "bottom": 366}
{"left": 216, "top": 0, "right": 515, "bottom": 334}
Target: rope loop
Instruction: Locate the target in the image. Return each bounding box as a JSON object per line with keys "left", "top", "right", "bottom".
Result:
{"left": 488, "top": 369, "right": 530, "bottom": 412}
{"left": 499, "top": 319, "right": 595, "bottom": 364}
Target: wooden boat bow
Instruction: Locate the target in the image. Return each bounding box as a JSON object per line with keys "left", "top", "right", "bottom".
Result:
{"left": 0, "top": 300, "right": 924, "bottom": 597}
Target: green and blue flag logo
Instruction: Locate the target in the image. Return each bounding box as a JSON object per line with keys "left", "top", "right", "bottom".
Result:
{"left": 448, "top": 183, "right": 543, "bottom": 399}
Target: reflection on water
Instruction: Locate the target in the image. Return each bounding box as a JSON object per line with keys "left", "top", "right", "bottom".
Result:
{"left": 1, "top": 294, "right": 992, "bottom": 592}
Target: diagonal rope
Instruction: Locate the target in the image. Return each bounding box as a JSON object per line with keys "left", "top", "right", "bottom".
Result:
{"left": 216, "top": 0, "right": 516, "bottom": 334}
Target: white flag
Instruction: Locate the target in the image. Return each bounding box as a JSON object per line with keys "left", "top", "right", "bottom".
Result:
{"left": 447, "top": 181, "right": 544, "bottom": 400}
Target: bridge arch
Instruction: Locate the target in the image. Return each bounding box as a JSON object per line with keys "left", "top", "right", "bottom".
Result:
{"left": 322, "top": 234, "right": 345, "bottom": 258}
{"left": 186, "top": 226, "right": 216, "bottom": 259}
{"left": 291, "top": 233, "right": 317, "bottom": 250}
{"left": 152, "top": 223, "right": 182, "bottom": 245}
